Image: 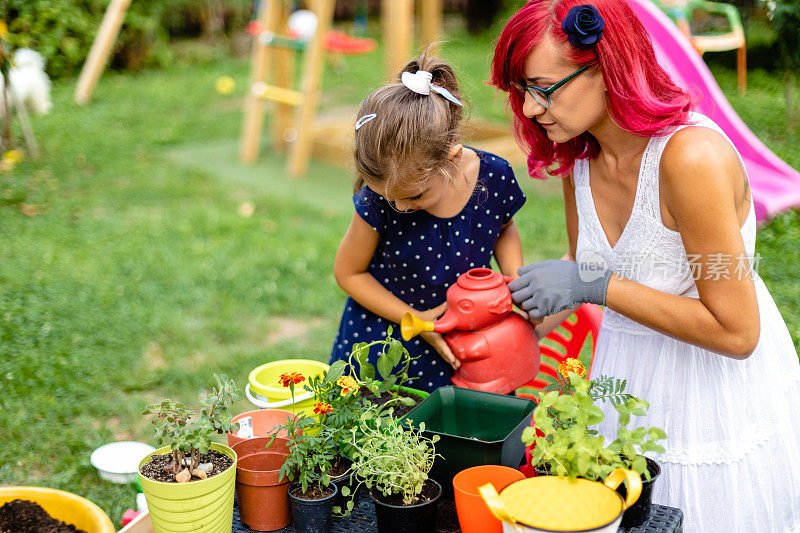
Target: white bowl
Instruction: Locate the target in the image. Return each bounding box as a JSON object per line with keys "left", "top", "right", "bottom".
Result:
{"left": 90, "top": 441, "right": 155, "bottom": 484}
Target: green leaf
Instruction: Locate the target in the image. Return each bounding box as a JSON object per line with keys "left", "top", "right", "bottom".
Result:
{"left": 359, "top": 362, "right": 375, "bottom": 381}
{"left": 325, "top": 360, "right": 347, "bottom": 383}
{"left": 386, "top": 338, "right": 403, "bottom": 367}
{"left": 377, "top": 354, "right": 394, "bottom": 381}
{"left": 377, "top": 375, "right": 397, "bottom": 393}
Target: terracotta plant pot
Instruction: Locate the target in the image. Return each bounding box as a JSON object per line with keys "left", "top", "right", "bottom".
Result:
{"left": 288, "top": 482, "right": 338, "bottom": 533}
{"left": 226, "top": 409, "right": 296, "bottom": 448}
{"left": 370, "top": 479, "right": 442, "bottom": 533}
{"left": 138, "top": 443, "right": 236, "bottom": 533}
{"left": 232, "top": 437, "right": 291, "bottom": 532}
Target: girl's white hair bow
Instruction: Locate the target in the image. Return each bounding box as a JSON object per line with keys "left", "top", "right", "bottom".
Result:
{"left": 400, "top": 70, "right": 464, "bottom": 107}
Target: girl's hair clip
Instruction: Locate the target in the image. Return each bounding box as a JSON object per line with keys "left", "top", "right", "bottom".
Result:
{"left": 401, "top": 70, "right": 464, "bottom": 107}
{"left": 355, "top": 113, "right": 378, "bottom": 131}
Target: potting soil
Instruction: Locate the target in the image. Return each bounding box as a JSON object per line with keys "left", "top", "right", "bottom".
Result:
{"left": 359, "top": 388, "right": 420, "bottom": 418}
{"left": 0, "top": 499, "right": 87, "bottom": 533}
{"left": 291, "top": 484, "right": 336, "bottom": 500}
{"left": 139, "top": 449, "right": 233, "bottom": 483}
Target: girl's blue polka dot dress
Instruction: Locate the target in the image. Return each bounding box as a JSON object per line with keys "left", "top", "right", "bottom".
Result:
{"left": 330, "top": 149, "right": 526, "bottom": 393}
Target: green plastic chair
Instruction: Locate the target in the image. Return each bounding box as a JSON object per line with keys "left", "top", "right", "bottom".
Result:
{"left": 651, "top": 0, "right": 747, "bottom": 92}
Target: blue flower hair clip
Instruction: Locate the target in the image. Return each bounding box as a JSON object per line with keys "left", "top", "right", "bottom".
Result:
{"left": 561, "top": 5, "right": 605, "bottom": 48}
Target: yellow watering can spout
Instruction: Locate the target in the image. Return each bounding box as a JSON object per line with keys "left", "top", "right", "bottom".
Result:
{"left": 401, "top": 312, "right": 434, "bottom": 340}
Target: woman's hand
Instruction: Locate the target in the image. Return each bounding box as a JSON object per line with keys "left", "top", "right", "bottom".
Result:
{"left": 508, "top": 260, "right": 611, "bottom": 319}
{"left": 416, "top": 303, "right": 460, "bottom": 370}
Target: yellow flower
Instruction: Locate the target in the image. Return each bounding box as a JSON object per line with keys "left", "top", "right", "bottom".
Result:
{"left": 0, "top": 150, "right": 23, "bottom": 172}
{"left": 558, "top": 358, "right": 586, "bottom": 379}
{"left": 336, "top": 375, "right": 358, "bottom": 396}
{"left": 0, "top": 21, "right": 8, "bottom": 39}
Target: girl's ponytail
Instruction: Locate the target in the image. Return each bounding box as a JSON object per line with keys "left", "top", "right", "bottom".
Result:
{"left": 353, "top": 51, "right": 467, "bottom": 194}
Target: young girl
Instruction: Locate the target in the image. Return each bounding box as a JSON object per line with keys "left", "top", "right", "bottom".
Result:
{"left": 330, "top": 53, "right": 527, "bottom": 392}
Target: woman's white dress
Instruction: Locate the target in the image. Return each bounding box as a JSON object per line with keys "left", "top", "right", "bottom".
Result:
{"left": 575, "top": 113, "right": 800, "bottom": 532}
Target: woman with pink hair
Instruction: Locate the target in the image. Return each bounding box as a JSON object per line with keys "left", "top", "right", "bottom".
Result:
{"left": 492, "top": 0, "right": 800, "bottom": 530}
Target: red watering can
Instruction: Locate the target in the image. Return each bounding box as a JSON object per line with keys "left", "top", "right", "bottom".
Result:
{"left": 401, "top": 268, "right": 540, "bottom": 394}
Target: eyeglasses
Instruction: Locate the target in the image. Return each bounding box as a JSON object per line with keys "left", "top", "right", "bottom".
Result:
{"left": 512, "top": 65, "right": 590, "bottom": 109}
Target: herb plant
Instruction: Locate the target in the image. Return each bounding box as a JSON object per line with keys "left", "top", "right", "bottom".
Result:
{"left": 143, "top": 374, "right": 240, "bottom": 481}
{"left": 326, "top": 326, "right": 418, "bottom": 406}
{"left": 524, "top": 372, "right": 666, "bottom": 481}
{"left": 346, "top": 405, "right": 439, "bottom": 507}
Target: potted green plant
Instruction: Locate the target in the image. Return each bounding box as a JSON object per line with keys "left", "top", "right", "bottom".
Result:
{"left": 139, "top": 374, "right": 240, "bottom": 533}
{"left": 345, "top": 405, "right": 442, "bottom": 533}
{"left": 277, "top": 418, "right": 339, "bottom": 533}
{"left": 523, "top": 368, "right": 666, "bottom": 528}
{"left": 301, "top": 373, "right": 364, "bottom": 510}
{"left": 326, "top": 326, "right": 429, "bottom": 417}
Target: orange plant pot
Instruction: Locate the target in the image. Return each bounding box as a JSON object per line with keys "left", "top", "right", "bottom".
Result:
{"left": 453, "top": 465, "right": 525, "bottom": 533}
{"left": 232, "top": 437, "right": 292, "bottom": 532}
{"left": 227, "top": 409, "right": 296, "bottom": 448}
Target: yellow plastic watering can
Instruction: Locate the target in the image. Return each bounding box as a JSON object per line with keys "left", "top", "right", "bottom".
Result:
{"left": 479, "top": 469, "right": 642, "bottom": 532}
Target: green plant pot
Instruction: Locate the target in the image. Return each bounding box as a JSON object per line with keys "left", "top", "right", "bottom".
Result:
{"left": 400, "top": 386, "right": 534, "bottom": 498}
{"left": 396, "top": 385, "right": 429, "bottom": 401}
{"left": 138, "top": 443, "right": 237, "bottom": 533}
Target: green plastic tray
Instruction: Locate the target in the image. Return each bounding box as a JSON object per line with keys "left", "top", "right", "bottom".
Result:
{"left": 400, "top": 386, "right": 535, "bottom": 497}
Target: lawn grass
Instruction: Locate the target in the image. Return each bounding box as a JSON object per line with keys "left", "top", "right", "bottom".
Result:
{"left": 0, "top": 23, "right": 798, "bottom": 524}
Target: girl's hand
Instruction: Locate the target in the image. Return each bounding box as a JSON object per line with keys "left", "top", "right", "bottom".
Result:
{"left": 420, "top": 331, "right": 460, "bottom": 370}
{"left": 415, "top": 303, "right": 460, "bottom": 370}
{"left": 418, "top": 302, "right": 447, "bottom": 322}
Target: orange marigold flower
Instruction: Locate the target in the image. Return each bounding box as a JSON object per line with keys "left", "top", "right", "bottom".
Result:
{"left": 313, "top": 402, "right": 333, "bottom": 415}
{"left": 278, "top": 371, "right": 306, "bottom": 388}
{"left": 557, "top": 358, "right": 586, "bottom": 379}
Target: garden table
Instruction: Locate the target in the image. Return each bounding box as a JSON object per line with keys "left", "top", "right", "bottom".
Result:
{"left": 230, "top": 489, "right": 684, "bottom": 533}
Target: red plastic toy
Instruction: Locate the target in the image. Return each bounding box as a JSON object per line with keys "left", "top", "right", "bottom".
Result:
{"left": 401, "top": 268, "right": 540, "bottom": 394}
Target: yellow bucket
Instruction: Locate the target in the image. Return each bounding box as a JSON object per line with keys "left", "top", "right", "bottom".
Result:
{"left": 0, "top": 486, "right": 115, "bottom": 533}
{"left": 245, "top": 359, "right": 329, "bottom": 418}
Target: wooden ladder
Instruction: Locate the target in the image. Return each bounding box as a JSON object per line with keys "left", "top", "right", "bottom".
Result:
{"left": 239, "top": 0, "right": 335, "bottom": 177}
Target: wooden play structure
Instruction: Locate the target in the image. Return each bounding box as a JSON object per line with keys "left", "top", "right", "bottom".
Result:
{"left": 73, "top": 0, "right": 522, "bottom": 174}
{"left": 74, "top": 0, "right": 132, "bottom": 105}
{"left": 240, "top": 0, "right": 523, "bottom": 177}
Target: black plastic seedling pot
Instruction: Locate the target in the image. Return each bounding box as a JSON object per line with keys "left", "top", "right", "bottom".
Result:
{"left": 400, "top": 386, "right": 535, "bottom": 499}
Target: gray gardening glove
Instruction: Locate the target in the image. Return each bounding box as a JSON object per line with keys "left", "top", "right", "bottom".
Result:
{"left": 507, "top": 260, "right": 612, "bottom": 320}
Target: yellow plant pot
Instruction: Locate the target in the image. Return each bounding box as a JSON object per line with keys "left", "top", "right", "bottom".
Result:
{"left": 0, "top": 486, "right": 114, "bottom": 533}
{"left": 138, "top": 443, "right": 236, "bottom": 533}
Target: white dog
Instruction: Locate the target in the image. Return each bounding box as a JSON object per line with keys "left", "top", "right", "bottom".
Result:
{"left": 0, "top": 48, "right": 52, "bottom": 116}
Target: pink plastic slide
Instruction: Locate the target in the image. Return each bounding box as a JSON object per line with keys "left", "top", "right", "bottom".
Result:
{"left": 628, "top": 0, "right": 800, "bottom": 222}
